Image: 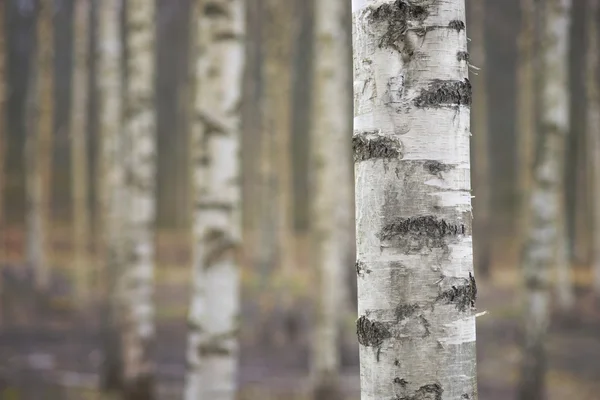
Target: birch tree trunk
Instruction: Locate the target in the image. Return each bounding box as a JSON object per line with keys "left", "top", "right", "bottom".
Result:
{"left": 548, "top": 0, "right": 573, "bottom": 311}
{"left": 25, "top": 0, "right": 54, "bottom": 291}
{"left": 310, "top": 0, "right": 352, "bottom": 398}
{"left": 184, "top": 1, "right": 245, "bottom": 398}
{"left": 586, "top": 0, "right": 600, "bottom": 294}
{"left": 518, "top": 0, "right": 572, "bottom": 398}
{"left": 121, "top": 0, "right": 157, "bottom": 397}
{"left": 517, "top": 0, "right": 536, "bottom": 242}
{"left": 98, "top": 0, "right": 126, "bottom": 391}
{"left": 71, "top": 0, "right": 91, "bottom": 301}
{"left": 352, "top": 1, "right": 477, "bottom": 399}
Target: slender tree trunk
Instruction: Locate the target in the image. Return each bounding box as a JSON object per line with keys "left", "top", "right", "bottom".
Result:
{"left": 184, "top": 1, "right": 245, "bottom": 398}
{"left": 352, "top": 1, "right": 477, "bottom": 399}
{"left": 71, "top": 0, "right": 91, "bottom": 301}
{"left": 26, "top": 0, "right": 54, "bottom": 291}
{"left": 121, "top": 0, "right": 157, "bottom": 397}
{"left": 310, "top": 0, "right": 352, "bottom": 398}
{"left": 98, "top": 0, "right": 126, "bottom": 392}
{"left": 262, "top": 0, "right": 295, "bottom": 277}
{"left": 517, "top": 0, "right": 536, "bottom": 243}
{"left": 469, "top": 0, "right": 491, "bottom": 279}
{"left": 586, "top": 0, "right": 600, "bottom": 294}
{"left": 519, "top": 0, "right": 572, "bottom": 398}
{"left": 0, "top": 0, "right": 6, "bottom": 324}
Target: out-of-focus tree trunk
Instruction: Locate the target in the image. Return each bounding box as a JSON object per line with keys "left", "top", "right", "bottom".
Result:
{"left": 310, "top": 0, "right": 351, "bottom": 398}
{"left": 261, "top": 0, "right": 294, "bottom": 278}
{"left": 0, "top": 0, "right": 6, "bottom": 324}
{"left": 25, "top": 0, "right": 54, "bottom": 291}
{"left": 184, "top": 1, "right": 245, "bottom": 398}
{"left": 121, "top": 0, "right": 157, "bottom": 397}
{"left": 98, "top": 0, "right": 126, "bottom": 392}
{"left": 586, "top": 0, "right": 600, "bottom": 294}
{"left": 71, "top": 0, "right": 91, "bottom": 301}
{"left": 517, "top": 0, "right": 537, "bottom": 245}
{"left": 519, "top": 0, "right": 572, "bottom": 398}
{"left": 352, "top": 1, "right": 478, "bottom": 398}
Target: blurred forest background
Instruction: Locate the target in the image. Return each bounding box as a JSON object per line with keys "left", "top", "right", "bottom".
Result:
{"left": 0, "top": 0, "right": 600, "bottom": 399}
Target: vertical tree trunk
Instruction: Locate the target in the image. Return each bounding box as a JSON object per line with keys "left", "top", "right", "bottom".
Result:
{"left": 586, "top": 0, "right": 600, "bottom": 294}
{"left": 469, "top": 0, "right": 491, "bottom": 279}
{"left": 98, "top": 0, "right": 126, "bottom": 391}
{"left": 121, "top": 0, "right": 157, "bottom": 397}
{"left": 352, "top": 1, "right": 477, "bottom": 399}
{"left": 25, "top": 0, "right": 54, "bottom": 291}
{"left": 71, "top": 0, "right": 91, "bottom": 301}
{"left": 517, "top": 0, "right": 536, "bottom": 242}
{"left": 184, "top": 1, "right": 245, "bottom": 398}
{"left": 549, "top": 0, "right": 573, "bottom": 311}
{"left": 519, "top": 0, "right": 572, "bottom": 398}
{"left": 262, "top": 0, "right": 295, "bottom": 277}
{"left": 0, "top": 0, "right": 6, "bottom": 324}
{"left": 310, "top": 0, "right": 352, "bottom": 398}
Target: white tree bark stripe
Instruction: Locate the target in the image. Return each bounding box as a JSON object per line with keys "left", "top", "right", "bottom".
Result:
{"left": 353, "top": 1, "right": 477, "bottom": 399}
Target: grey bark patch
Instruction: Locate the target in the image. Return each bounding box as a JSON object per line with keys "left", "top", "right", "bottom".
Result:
{"left": 397, "top": 383, "right": 443, "bottom": 400}
{"left": 353, "top": 131, "right": 403, "bottom": 162}
{"left": 423, "top": 160, "right": 452, "bottom": 175}
{"left": 123, "top": 374, "right": 155, "bottom": 400}
{"left": 366, "top": 0, "right": 428, "bottom": 54}
{"left": 379, "top": 216, "right": 465, "bottom": 253}
{"left": 448, "top": 20, "right": 466, "bottom": 31}
{"left": 413, "top": 79, "right": 472, "bottom": 108}
{"left": 395, "top": 303, "right": 419, "bottom": 321}
{"left": 356, "top": 316, "right": 391, "bottom": 347}
{"left": 203, "top": 228, "right": 238, "bottom": 269}
{"left": 204, "top": 2, "right": 229, "bottom": 17}
{"left": 436, "top": 273, "right": 477, "bottom": 311}
{"left": 456, "top": 51, "right": 470, "bottom": 62}
{"left": 198, "top": 343, "right": 231, "bottom": 357}
{"left": 356, "top": 260, "right": 372, "bottom": 277}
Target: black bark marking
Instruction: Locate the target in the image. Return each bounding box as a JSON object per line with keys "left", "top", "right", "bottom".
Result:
{"left": 395, "top": 303, "right": 419, "bottom": 321}
{"left": 194, "top": 201, "right": 234, "bottom": 212}
{"left": 379, "top": 216, "right": 465, "bottom": 253}
{"left": 394, "top": 359, "right": 401, "bottom": 366}
{"left": 198, "top": 343, "right": 231, "bottom": 356}
{"left": 203, "top": 229, "right": 237, "bottom": 269}
{"left": 436, "top": 273, "right": 477, "bottom": 311}
{"left": 413, "top": 79, "right": 472, "bottom": 108}
{"left": 356, "top": 316, "right": 391, "bottom": 347}
{"left": 204, "top": 2, "right": 228, "bottom": 17}
{"left": 424, "top": 160, "right": 452, "bottom": 176}
{"left": 420, "top": 315, "right": 431, "bottom": 337}
{"left": 394, "top": 377, "right": 409, "bottom": 387}
{"left": 356, "top": 260, "right": 372, "bottom": 277}
{"left": 398, "top": 383, "right": 443, "bottom": 400}
{"left": 366, "top": 0, "right": 428, "bottom": 56}
{"left": 462, "top": 395, "right": 471, "bottom": 399}
{"left": 457, "top": 51, "right": 470, "bottom": 62}
{"left": 353, "top": 131, "right": 403, "bottom": 162}
{"left": 448, "top": 20, "right": 466, "bottom": 31}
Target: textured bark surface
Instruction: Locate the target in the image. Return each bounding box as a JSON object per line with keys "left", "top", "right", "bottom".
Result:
{"left": 184, "top": 0, "right": 245, "bottom": 399}
{"left": 98, "top": 0, "right": 126, "bottom": 391}
{"left": 310, "top": 0, "right": 352, "bottom": 398}
{"left": 586, "top": 0, "right": 600, "bottom": 294}
{"left": 25, "top": 0, "right": 54, "bottom": 291}
{"left": 352, "top": 1, "right": 477, "bottom": 399}
{"left": 517, "top": 0, "right": 536, "bottom": 243}
{"left": 121, "top": 0, "right": 157, "bottom": 397}
{"left": 469, "top": 0, "right": 491, "bottom": 279}
{"left": 519, "top": 0, "right": 572, "bottom": 398}
{"left": 71, "top": 0, "right": 91, "bottom": 301}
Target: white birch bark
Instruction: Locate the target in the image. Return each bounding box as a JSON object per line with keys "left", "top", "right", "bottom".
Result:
{"left": 469, "top": 0, "right": 491, "bottom": 278}
{"left": 98, "top": 0, "right": 126, "bottom": 391}
{"left": 586, "top": 0, "right": 600, "bottom": 294}
{"left": 519, "top": 0, "right": 572, "bottom": 398}
{"left": 184, "top": 1, "right": 244, "bottom": 399}
{"left": 25, "top": 0, "right": 54, "bottom": 291}
{"left": 71, "top": 0, "right": 91, "bottom": 301}
{"left": 310, "top": 0, "right": 352, "bottom": 398}
{"left": 352, "top": 1, "right": 477, "bottom": 399}
{"left": 121, "top": 0, "right": 157, "bottom": 397}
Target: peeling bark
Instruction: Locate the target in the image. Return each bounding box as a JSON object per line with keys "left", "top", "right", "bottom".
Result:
{"left": 353, "top": 1, "right": 477, "bottom": 399}
{"left": 184, "top": 0, "right": 245, "bottom": 399}
{"left": 518, "top": 0, "right": 572, "bottom": 398}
